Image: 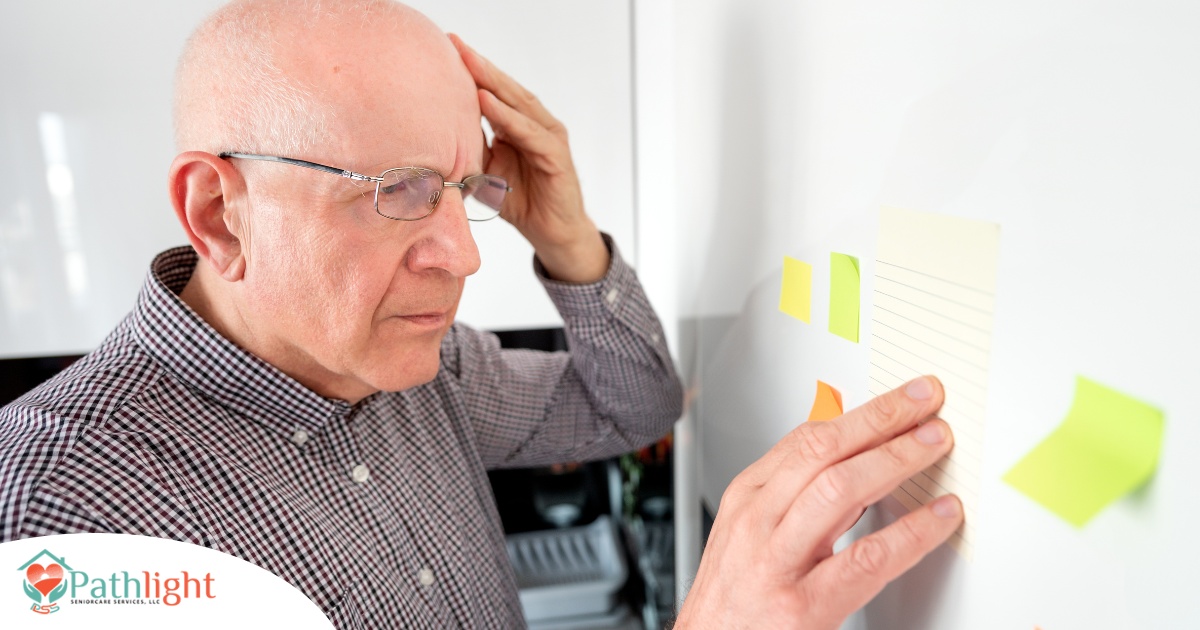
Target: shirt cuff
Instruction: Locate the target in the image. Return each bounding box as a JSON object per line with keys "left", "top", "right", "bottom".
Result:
{"left": 534, "top": 233, "right": 636, "bottom": 319}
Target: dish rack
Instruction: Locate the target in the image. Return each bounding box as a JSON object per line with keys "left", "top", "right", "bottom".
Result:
{"left": 505, "top": 515, "right": 628, "bottom": 624}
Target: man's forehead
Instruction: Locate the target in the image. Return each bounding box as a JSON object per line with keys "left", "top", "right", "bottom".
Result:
{"left": 274, "top": 4, "right": 465, "bottom": 82}
{"left": 358, "top": 133, "right": 484, "bottom": 176}
{"left": 268, "top": 7, "right": 483, "bottom": 173}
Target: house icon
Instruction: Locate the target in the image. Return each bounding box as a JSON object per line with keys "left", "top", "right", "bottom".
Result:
{"left": 17, "top": 549, "right": 74, "bottom": 573}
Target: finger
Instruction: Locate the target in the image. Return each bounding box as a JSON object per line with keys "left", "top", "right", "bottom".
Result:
{"left": 799, "top": 495, "right": 962, "bottom": 627}
{"left": 479, "top": 89, "right": 566, "bottom": 173}
{"left": 449, "top": 34, "right": 563, "bottom": 133}
{"left": 833, "top": 507, "right": 869, "bottom": 543}
{"left": 804, "top": 506, "right": 871, "bottom": 569}
{"left": 734, "top": 376, "right": 944, "bottom": 490}
{"left": 480, "top": 128, "right": 492, "bottom": 169}
{"left": 484, "top": 141, "right": 520, "bottom": 188}
{"left": 770, "top": 418, "right": 953, "bottom": 560}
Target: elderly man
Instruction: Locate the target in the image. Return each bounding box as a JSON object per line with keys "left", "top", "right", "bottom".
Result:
{"left": 1, "top": 0, "right": 962, "bottom": 628}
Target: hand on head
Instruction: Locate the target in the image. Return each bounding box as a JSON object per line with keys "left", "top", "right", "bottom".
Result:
{"left": 449, "top": 34, "right": 610, "bottom": 284}
{"left": 675, "top": 376, "right": 963, "bottom": 629}
{"left": 167, "top": 2, "right": 614, "bottom": 403}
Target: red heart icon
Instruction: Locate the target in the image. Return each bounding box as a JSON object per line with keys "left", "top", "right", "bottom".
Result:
{"left": 25, "top": 563, "right": 64, "bottom": 598}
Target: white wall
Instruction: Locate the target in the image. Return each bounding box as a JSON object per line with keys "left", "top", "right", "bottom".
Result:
{"left": 667, "top": 0, "right": 1200, "bottom": 628}
{"left": 0, "top": 1, "right": 637, "bottom": 358}
{"left": 0, "top": 1, "right": 223, "bottom": 358}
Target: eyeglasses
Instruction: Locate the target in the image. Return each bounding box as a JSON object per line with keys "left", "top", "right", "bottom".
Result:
{"left": 218, "top": 152, "right": 510, "bottom": 222}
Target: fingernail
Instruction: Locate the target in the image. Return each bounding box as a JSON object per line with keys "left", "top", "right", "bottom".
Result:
{"left": 905, "top": 377, "right": 933, "bottom": 400}
{"left": 915, "top": 421, "right": 946, "bottom": 445}
{"left": 932, "top": 495, "right": 961, "bottom": 519}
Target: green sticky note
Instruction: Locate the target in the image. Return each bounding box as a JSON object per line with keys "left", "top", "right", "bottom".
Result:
{"left": 828, "top": 253, "right": 860, "bottom": 342}
{"left": 1002, "top": 376, "right": 1165, "bottom": 528}
{"left": 779, "top": 256, "right": 812, "bottom": 323}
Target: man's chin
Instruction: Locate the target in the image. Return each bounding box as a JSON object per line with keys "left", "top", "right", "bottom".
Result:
{"left": 362, "top": 355, "right": 442, "bottom": 393}
{"left": 356, "top": 329, "right": 448, "bottom": 392}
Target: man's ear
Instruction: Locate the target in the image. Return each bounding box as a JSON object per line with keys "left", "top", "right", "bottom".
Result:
{"left": 168, "top": 151, "right": 248, "bottom": 282}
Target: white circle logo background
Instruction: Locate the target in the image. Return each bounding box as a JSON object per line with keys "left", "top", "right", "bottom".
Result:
{"left": 1, "top": 533, "right": 332, "bottom": 629}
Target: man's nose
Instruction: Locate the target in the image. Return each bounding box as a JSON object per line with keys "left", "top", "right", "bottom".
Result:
{"left": 404, "top": 189, "right": 482, "bottom": 277}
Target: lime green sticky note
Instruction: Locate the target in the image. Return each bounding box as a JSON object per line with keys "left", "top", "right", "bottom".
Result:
{"left": 828, "top": 253, "right": 860, "bottom": 342}
{"left": 779, "top": 256, "right": 812, "bottom": 323}
{"left": 1002, "top": 376, "right": 1165, "bottom": 528}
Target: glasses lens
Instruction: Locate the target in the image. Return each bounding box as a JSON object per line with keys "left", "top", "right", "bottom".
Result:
{"left": 377, "top": 168, "right": 442, "bottom": 220}
{"left": 462, "top": 174, "right": 507, "bottom": 222}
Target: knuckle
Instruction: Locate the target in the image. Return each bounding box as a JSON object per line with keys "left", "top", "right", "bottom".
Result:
{"left": 715, "top": 496, "right": 761, "bottom": 541}
{"left": 520, "top": 87, "right": 541, "bottom": 107}
{"left": 893, "top": 511, "right": 927, "bottom": 548}
{"left": 862, "top": 390, "right": 907, "bottom": 434}
{"left": 790, "top": 585, "right": 824, "bottom": 625}
{"left": 518, "top": 114, "right": 539, "bottom": 135}
{"left": 766, "top": 587, "right": 811, "bottom": 622}
{"left": 847, "top": 535, "right": 891, "bottom": 578}
{"left": 727, "top": 506, "right": 760, "bottom": 539}
{"left": 718, "top": 482, "right": 740, "bottom": 509}
{"left": 719, "top": 476, "right": 751, "bottom": 509}
{"left": 877, "top": 437, "right": 915, "bottom": 472}
{"left": 795, "top": 422, "right": 841, "bottom": 462}
{"left": 811, "top": 468, "right": 851, "bottom": 508}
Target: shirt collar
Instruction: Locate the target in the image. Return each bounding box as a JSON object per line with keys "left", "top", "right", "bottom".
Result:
{"left": 131, "top": 246, "right": 352, "bottom": 437}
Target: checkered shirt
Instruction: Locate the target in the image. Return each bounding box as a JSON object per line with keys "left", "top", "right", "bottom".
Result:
{"left": 0, "top": 237, "right": 682, "bottom": 628}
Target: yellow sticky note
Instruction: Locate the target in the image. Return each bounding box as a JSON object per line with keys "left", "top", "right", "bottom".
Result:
{"left": 807, "top": 381, "right": 843, "bottom": 422}
{"left": 829, "top": 252, "right": 859, "bottom": 342}
{"left": 779, "top": 256, "right": 812, "bottom": 323}
{"left": 1002, "top": 376, "right": 1165, "bottom": 527}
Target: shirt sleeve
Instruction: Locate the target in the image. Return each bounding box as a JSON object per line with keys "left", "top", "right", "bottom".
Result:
{"left": 440, "top": 234, "right": 683, "bottom": 469}
{"left": 0, "top": 405, "right": 112, "bottom": 540}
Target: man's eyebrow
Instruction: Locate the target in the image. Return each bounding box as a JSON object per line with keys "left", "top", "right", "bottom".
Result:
{"left": 361, "top": 159, "right": 454, "bottom": 175}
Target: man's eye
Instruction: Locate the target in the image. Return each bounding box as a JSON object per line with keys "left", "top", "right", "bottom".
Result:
{"left": 381, "top": 180, "right": 409, "bottom": 195}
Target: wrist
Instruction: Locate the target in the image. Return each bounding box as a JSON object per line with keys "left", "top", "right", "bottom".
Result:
{"left": 533, "top": 227, "right": 609, "bottom": 283}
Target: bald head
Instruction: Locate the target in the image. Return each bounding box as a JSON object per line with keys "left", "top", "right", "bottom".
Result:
{"left": 168, "top": 0, "right": 487, "bottom": 401}
{"left": 174, "top": 0, "right": 476, "bottom": 162}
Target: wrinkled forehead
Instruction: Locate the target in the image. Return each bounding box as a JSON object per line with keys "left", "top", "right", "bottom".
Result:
{"left": 276, "top": 7, "right": 482, "bottom": 173}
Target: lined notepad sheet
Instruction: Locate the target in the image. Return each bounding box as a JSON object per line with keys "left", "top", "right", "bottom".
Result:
{"left": 868, "top": 207, "right": 1000, "bottom": 560}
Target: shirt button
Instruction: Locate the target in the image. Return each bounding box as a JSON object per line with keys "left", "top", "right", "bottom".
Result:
{"left": 651, "top": 333, "right": 660, "bottom": 343}
{"left": 605, "top": 288, "right": 619, "bottom": 305}
{"left": 351, "top": 464, "right": 370, "bottom": 484}
{"left": 291, "top": 429, "right": 309, "bottom": 446}
{"left": 418, "top": 568, "right": 434, "bottom": 586}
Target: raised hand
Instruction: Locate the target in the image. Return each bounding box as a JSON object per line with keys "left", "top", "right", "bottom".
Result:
{"left": 675, "top": 376, "right": 963, "bottom": 629}
{"left": 450, "top": 34, "right": 609, "bottom": 283}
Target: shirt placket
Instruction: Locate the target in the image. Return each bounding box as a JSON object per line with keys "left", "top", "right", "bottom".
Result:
{"left": 331, "top": 400, "right": 457, "bottom": 626}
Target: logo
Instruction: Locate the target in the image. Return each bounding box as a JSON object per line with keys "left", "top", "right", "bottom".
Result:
{"left": 16, "top": 547, "right": 216, "bottom": 615}
{"left": 19, "top": 549, "right": 71, "bottom": 615}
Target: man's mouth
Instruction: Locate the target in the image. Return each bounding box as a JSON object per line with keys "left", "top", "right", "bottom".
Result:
{"left": 395, "top": 311, "right": 451, "bottom": 328}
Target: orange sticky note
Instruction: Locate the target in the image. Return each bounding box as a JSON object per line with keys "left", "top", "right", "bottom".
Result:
{"left": 808, "top": 381, "right": 844, "bottom": 422}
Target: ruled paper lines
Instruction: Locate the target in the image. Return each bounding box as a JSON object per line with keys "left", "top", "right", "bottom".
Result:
{"left": 869, "top": 207, "right": 1001, "bottom": 562}
{"left": 872, "top": 305, "right": 990, "bottom": 353}
{"left": 876, "top": 261, "right": 992, "bottom": 296}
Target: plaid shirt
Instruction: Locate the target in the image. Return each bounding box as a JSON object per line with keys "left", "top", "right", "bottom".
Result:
{"left": 0, "top": 238, "right": 681, "bottom": 628}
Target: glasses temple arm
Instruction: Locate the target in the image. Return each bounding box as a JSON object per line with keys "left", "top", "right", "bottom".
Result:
{"left": 218, "top": 152, "right": 380, "bottom": 182}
